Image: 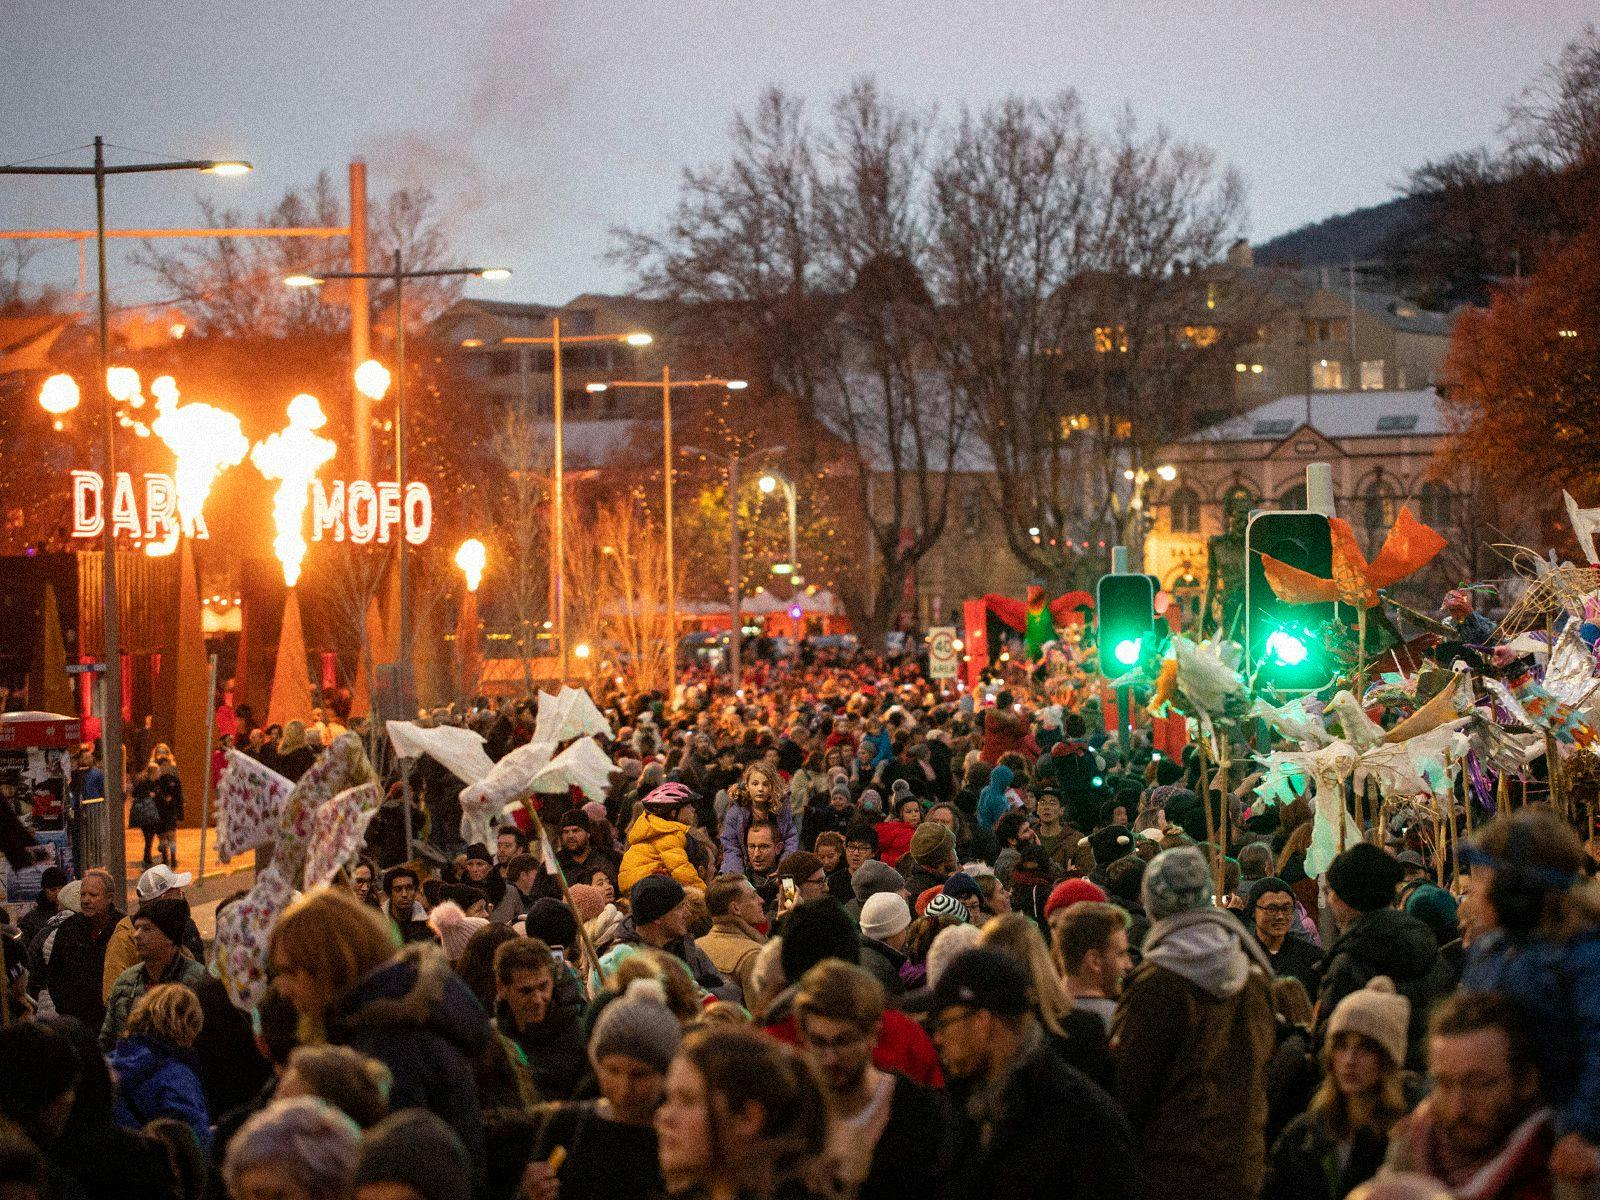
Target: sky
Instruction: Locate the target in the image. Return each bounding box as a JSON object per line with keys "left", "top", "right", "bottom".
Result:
{"left": 2, "top": 1, "right": 1594, "bottom": 313}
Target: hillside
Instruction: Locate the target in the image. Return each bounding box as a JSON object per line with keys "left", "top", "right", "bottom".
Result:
{"left": 1254, "top": 196, "right": 1424, "bottom": 268}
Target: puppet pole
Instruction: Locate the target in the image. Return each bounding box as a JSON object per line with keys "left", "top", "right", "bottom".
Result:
{"left": 518, "top": 798, "right": 603, "bottom": 998}
{"left": 1197, "top": 732, "right": 1224, "bottom": 904}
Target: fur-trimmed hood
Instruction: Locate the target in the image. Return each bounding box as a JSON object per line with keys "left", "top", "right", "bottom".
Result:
{"left": 326, "top": 942, "right": 491, "bottom": 1059}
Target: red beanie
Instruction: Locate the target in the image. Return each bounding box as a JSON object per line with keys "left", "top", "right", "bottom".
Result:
{"left": 915, "top": 885, "right": 944, "bottom": 917}
{"left": 1043, "top": 878, "right": 1107, "bottom": 922}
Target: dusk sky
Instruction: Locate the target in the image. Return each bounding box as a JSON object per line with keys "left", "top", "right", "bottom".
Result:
{"left": 2, "top": 2, "right": 1594, "bottom": 312}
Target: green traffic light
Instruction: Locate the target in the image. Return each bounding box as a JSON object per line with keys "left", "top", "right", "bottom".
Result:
{"left": 1113, "top": 637, "right": 1142, "bottom": 666}
{"left": 1265, "top": 628, "right": 1309, "bottom": 666}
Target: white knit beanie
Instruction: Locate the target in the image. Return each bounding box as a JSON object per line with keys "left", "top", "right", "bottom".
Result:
{"left": 1328, "top": 975, "right": 1411, "bottom": 1069}
{"left": 860, "top": 892, "right": 912, "bottom": 942}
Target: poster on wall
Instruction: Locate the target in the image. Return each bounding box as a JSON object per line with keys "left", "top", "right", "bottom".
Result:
{"left": 5, "top": 828, "right": 73, "bottom": 903}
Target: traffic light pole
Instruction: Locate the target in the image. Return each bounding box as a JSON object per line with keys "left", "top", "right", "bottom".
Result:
{"left": 1111, "top": 546, "right": 1132, "bottom": 757}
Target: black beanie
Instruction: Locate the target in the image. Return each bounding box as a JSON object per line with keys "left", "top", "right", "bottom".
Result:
{"left": 353, "top": 1110, "right": 471, "bottom": 1200}
{"left": 779, "top": 897, "right": 860, "bottom": 982}
{"left": 522, "top": 897, "right": 578, "bottom": 948}
{"left": 135, "top": 895, "right": 190, "bottom": 948}
{"left": 1326, "top": 843, "right": 1405, "bottom": 912}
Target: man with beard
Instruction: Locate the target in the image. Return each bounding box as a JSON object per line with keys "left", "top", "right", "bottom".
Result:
{"left": 793, "top": 960, "right": 948, "bottom": 1200}
{"left": 1382, "top": 990, "right": 1558, "bottom": 1197}
{"left": 556, "top": 809, "right": 616, "bottom": 890}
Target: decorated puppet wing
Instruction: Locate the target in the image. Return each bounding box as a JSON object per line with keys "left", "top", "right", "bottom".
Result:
{"left": 1566, "top": 491, "right": 1600, "bottom": 565}
{"left": 1146, "top": 657, "right": 1179, "bottom": 718}
{"left": 303, "top": 782, "right": 383, "bottom": 891}
{"left": 523, "top": 736, "right": 614, "bottom": 805}
{"left": 459, "top": 739, "right": 555, "bottom": 846}
{"left": 1324, "top": 690, "right": 1386, "bottom": 750}
{"left": 273, "top": 734, "right": 377, "bottom": 889}
{"left": 1464, "top": 709, "right": 1538, "bottom": 774}
{"left": 1383, "top": 672, "right": 1473, "bottom": 743}
{"left": 1542, "top": 625, "right": 1600, "bottom": 708}
{"left": 1260, "top": 506, "right": 1447, "bottom": 608}
{"left": 1353, "top": 719, "right": 1471, "bottom": 803}
{"left": 1508, "top": 674, "right": 1600, "bottom": 749}
{"left": 214, "top": 750, "right": 294, "bottom": 863}
{"left": 1048, "top": 590, "right": 1096, "bottom": 623}
{"left": 1172, "top": 635, "right": 1246, "bottom": 719}
{"left": 1247, "top": 695, "right": 1333, "bottom": 749}
{"left": 386, "top": 721, "right": 495, "bottom": 785}
{"left": 213, "top": 861, "right": 296, "bottom": 1011}
{"left": 534, "top": 686, "right": 614, "bottom": 745}
{"left": 1256, "top": 740, "right": 1360, "bottom": 877}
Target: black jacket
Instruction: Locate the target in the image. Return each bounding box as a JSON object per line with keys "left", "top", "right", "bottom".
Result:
{"left": 858, "top": 937, "right": 907, "bottom": 999}
{"left": 945, "top": 1036, "right": 1134, "bottom": 1200}
{"left": 498, "top": 1001, "right": 589, "bottom": 1101}
{"left": 1262, "top": 1107, "right": 1390, "bottom": 1200}
{"left": 46, "top": 911, "right": 121, "bottom": 1030}
{"left": 1314, "top": 908, "right": 1452, "bottom": 1070}
{"left": 1259, "top": 931, "right": 1323, "bottom": 990}
{"left": 859, "top": 1073, "right": 950, "bottom": 1200}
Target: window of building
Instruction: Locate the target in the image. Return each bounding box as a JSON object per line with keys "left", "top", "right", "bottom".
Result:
{"left": 1169, "top": 487, "right": 1201, "bottom": 533}
{"left": 1420, "top": 481, "right": 1452, "bottom": 527}
{"left": 1312, "top": 359, "right": 1344, "bottom": 390}
{"left": 1360, "top": 359, "right": 1386, "bottom": 390}
{"left": 1375, "top": 414, "right": 1419, "bottom": 433}
{"left": 1363, "top": 479, "right": 1398, "bottom": 533}
{"left": 1094, "top": 325, "right": 1128, "bottom": 353}
{"left": 1279, "top": 483, "right": 1307, "bottom": 511}
{"left": 1303, "top": 318, "right": 1349, "bottom": 343}
{"left": 1252, "top": 418, "right": 1295, "bottom": 437}
{"left": 1180, "top": 324, "right": 1221, "bottom": 349}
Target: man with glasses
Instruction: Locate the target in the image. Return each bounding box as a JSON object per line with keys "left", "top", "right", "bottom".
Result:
{"left": 1245, "top": 877, "right": 1322, "bottom": 989}
{"left": 931, "top": 947, "right": 1133, "bottom": 1200}
{"left": 794, "top": 959, "right": 948, "bottom": 1200}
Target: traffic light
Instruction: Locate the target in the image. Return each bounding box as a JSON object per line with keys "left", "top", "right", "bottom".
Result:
{"left": 1096, "top": 573, "right": 1155, "bottom": 676}
{"left": 1245, "top": 510, "right": 1338, "bottom": 690}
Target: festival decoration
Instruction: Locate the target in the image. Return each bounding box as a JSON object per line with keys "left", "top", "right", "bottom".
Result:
{"left": 1259, "top": 506, "right": 1446, "bottom": 609}
{"left": 145, "top": 375, "right": 250, "bottom": 557}
{"left": 1566, "top": 491, "right": 1600, "bottom": 565}
{"left": 979, "top": 585, "right": 1096, "bottom": 661}
{"left": 38, "top": 374, "right": 79, "bottom": 416}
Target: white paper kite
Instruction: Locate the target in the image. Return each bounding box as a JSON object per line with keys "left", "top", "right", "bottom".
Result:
{"left": 526, "top": 736, "right": 614, "bottom": 803}
{"left": 459, "top": 739, "right": 555, "bottom": 846}
{"left": 213, "top": 861, "right": 297, "bottom": 1010}
{"left": 533, "top": 686, "right": 613, "bottom": 745}
{"left": 303, "top": 782, "right": 383, "bottom": 890}
{"left": 1324, "top": 691, "right": 1385, "bottom": 750}
{"left": 386, "top": 721, "right": 495, "bottom": 785}
{"left": 1565, "top": 490, "right": 1600, "bottom": 565}
{"left": 1247, "top": 695, "right": 1332, "bottom": 748}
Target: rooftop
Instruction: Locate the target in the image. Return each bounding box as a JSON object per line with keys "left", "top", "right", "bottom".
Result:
{"left": 1188, "top": 387, "right": 1449, "bottom": 443}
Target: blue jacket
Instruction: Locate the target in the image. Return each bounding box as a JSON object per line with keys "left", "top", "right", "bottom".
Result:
{"left": 1462, "top": 926, "right": 1600, "bottom": 1141}
{"left": 977, "top": 765, "right": 1014, "bottom": 833}
{"left": 719, "top": 802, "right": 799, "bottom": 874}
{"left": 324, "top": 943, "right": 493, "bottom": 1169}
{"left": 108, "top": 1034, "right": 212, "bottom": 1153}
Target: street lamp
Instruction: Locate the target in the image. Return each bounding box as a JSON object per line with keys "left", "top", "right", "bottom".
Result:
{"left": 492, "top": 322, "right": 653, "bottom": 681}
{"left": 0, "top": 137, "right": 251, "bottom": 899}
{"left": 285, "top": 254, "right": 509, "bottom": 710}
{"left": 757, "top": 471, "right": 800, "bottom": 585}
{"left": 586, "top": 369, "right": 746, "bottom": 696}
{"left": 681, "top": 442, "right": 786, "bottom": 682}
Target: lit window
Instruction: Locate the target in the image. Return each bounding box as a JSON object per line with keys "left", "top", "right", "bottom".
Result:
{"left": 1170, "top": 487, "right": 1201, "bottom": 533}
{"left": 1206, "top": 283, "right": 1218, "bottom": 311}
{"left": 1312, "top": 359, "right": 1344, "bottom": 390}
{"left": 1094, "top": 325, "right": 1128, "bottom": 353}
{"left": 1360, "top": 360, "right": 1386, "bottom": 390}
{"left": 1181, "top": 324, "right": 1220, "bottom": 349}
{"left": 1303, "top": 318, "right": 1349, "bottom": 343}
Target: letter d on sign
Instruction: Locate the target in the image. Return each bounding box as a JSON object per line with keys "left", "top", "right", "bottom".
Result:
{"left": 72, "top": 470, "right": 103, "bottom": 537}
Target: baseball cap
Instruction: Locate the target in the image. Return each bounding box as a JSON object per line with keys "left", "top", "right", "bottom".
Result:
{"left": 931, "top": 947, "right": 1030, "bottom": 1018}
{"left": 136, "top": 864, "right": 192, "bottom": 903}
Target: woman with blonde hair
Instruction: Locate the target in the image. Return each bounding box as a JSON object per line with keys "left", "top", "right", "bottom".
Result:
{"left": 274, "top": 720, "right": 319, "bottom": 783}
{"left": 719, "top": 761, "right": 798, "bottom": 873}
{"left": 979, "top": 911, "right": 1110, "bottom": 1086}
{"left": 267, "top": 885, "right": 492, "bottom": 1167}
{"left": 107, "top": 982, "right": 212, "bottom": 1151}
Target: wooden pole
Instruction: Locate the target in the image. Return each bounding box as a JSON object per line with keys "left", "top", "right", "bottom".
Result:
{"left": 518, "top": 799, "right": 603, "bottom": 998}
{"left": 196, "top": 654, "right": 218, "bottom": 881}
{"left": 1197, "top": 734, "right": 1223, "bottom": 903}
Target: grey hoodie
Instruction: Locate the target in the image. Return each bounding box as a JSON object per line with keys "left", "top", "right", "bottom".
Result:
{"left": 1142, "top": 908, "right": 1273, "bottom": 1000}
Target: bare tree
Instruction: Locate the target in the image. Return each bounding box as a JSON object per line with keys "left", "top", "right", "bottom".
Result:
{"left": 564, "top": 497, "right": 676, "bottom": 695}
{"left": 486, "top": 399, "right": 550, "bottom": 693}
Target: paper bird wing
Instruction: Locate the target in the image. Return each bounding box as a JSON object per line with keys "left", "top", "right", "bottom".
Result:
{"left": 1366, "top": 506, "right": 1448, "bottom": 590}
{"left": 981, "top": 594, "right": 1027, "bottom": 632}
{"left": 1567, "top": 491, "right": 1600, "bottom": 565}
{"left": 1259, "top": 553, "right": 1339, "bottom": 605}
{"left": 1048, "top": 591, "right": 1095, "bottom": 622}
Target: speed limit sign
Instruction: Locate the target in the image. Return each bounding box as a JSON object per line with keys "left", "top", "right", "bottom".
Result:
{"left": 928, "top": 626, "right": 959, "bottom": 679}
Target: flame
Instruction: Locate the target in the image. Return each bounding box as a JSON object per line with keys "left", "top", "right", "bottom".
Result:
{"left": 354, "top": 359, "right": 391, "bottom": 401}
{"left": 251, "top": 394, "right": 337, "bottom": 586}
{"left": 39, "top": 374, "right": 80, "bottom": 416}
{"left": 145, "top": 375, "right": 250, "bottom": 557}
{"left": 455, "top": 538, "right": 486, "bottom": 592}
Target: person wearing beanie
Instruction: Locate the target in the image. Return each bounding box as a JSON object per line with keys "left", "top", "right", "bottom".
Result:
{"left": 427, "top": 900, "right": 489, "bottom": 966}
{"left": 353, "top": 1109, "right": 473, "bottom": 1200}
{"left": 19, "top": 866, "right": 68, "bottom": 944}
{"left": 1042, "top": 877, "right": 1108, "bottom": 926}
{"left": 521, "top": 897, "right": 579, "bottom": 951}
{"left": 1263, "top": 978, "right": 1417, "bottom": 1200}
{"left": 1317, "top": 843, "right": 1450, "bottom": 1071}
{"left": 933, "top": 946, "right": 1135, "bottom": 1200}
{"left": 566, "top": 883, "right": 608, "bottom": 926}
{"left": 902, "top": 821, "right": 957, "bottom": 899}
{"left": 556, "top": 807, "right": 618, "bottom": 891}
{"left": 99, "top": 894, "right": 207, "bottom": 1049}
{"left": 100, "top": 864, "right": 203, "bottom": 1005}
{"left": 1244, "top": 877, "right": 1322, "bottom": 990}
{"left": 515, "top": 978, "right": 678, "bottom": 1200}
{"left": 857, "top": 892, "right": 913, "bottom": 997}
{"left": 923, "top": 893, "right": 969, "bottom": 924}
{"left": 848, "top": 858, "right": 906, "bottom": 921}
{"left": 941, "top": 871, "right": 983, "bottom": 906}
{"left": 618, "top": 875, "right": 731, "bottom": 998}
{"left": 1113, "top": 845, "right": 1276, "bottom": 1200}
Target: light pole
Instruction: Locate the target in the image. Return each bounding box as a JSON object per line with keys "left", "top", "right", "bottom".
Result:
{"left": 681, "top": 443, "right": 786, "bottom": 682}
{"left": 586, "top": 369, "right": 746, "bottom": 697}
{"left": 286, "top": 256, "right": 510, "bottom": 710}
{"left": 758, "top": 472, "right": 800, "bottom": 584}
{"left": 493, "top": 322, "right": 653, "bottom": 682}
{"left": 0, "top": 138, "right": 251, "bottom": 899}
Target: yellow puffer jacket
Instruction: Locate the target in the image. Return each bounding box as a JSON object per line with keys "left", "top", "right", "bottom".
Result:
{"left": 618, "top": 810, "right": 704, "bottom": 894}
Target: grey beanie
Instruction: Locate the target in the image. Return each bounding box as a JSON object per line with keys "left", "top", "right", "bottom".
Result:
{"left": 1142, "top": 846, "right": 1214, "bottom": 919}
{"left": 851, "top": 858, "right": 905, "bottom": 904}
{"left": 589, "top": 978, "right": 682, "bottom": 1073}
{"left": 352, "top": 1110, "right": 471, "bottom": 1200}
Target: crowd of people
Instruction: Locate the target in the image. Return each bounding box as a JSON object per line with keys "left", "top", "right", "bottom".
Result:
{"left": 2, "top": 653, "right": 1599, "bottom": 1200}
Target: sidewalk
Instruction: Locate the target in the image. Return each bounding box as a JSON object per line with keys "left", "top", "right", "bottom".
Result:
{"left": 118, "top": 809, "right": 257, "bottom": 942}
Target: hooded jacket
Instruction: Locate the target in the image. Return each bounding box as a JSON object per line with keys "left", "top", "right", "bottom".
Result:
{"left": 1315, "top": 907, "right": 1452, "bottom": 1071}
{"left": 324, "top": 943, "right": 492, "bottom": 1168}
{"left": 976, "top": 765, "right": 1015, "bottom": 833}
{"left": 618, "top": 810, "right": 704, "bottom": 894}
{"left": 1113, "top": 908, "right": 1277, "bottom": 1200}
{"left": 107, "top": 1033, "right": 212, "bottom": 1153}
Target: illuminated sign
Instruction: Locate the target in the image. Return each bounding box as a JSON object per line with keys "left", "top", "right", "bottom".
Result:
{"left": 70, "top": 470, "right": 432, "bottom": 547}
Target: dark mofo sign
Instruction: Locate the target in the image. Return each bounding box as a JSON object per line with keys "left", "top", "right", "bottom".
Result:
{"left": 70, "top": 470, "right": 434, "bottom": 546}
